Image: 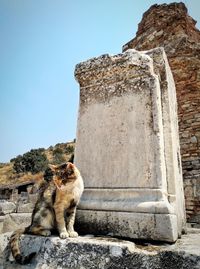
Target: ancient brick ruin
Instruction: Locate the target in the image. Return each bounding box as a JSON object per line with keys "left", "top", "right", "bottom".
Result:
{"left": 1, "top": 4, "right": 200, "bottom": 268}
{"left": 0, "top": 181, "right": 34, "bottom": 201}
{"left": 123, "top": 2, "right": 200, "bottom": 224}
{"left": 0, "top": 3, "right": 199, "bottom": 240}
{"left": 0, "top": 182, "right": 38, "bottom": 234}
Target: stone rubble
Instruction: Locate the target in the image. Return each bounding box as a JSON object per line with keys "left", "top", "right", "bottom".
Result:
{"left": 0, "top": 200, "right": 33, "bottom": 234}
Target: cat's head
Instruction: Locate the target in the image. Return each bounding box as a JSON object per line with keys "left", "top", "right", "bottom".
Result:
{"left": 45, "top": 162, "right": 78, "bottom": 188}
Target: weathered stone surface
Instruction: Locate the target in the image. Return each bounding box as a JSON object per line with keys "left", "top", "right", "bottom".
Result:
{"left": 0, "top": 201, "right": 16, "bottom": 215}
{"left": 28, "top": 193, "right": 38, "bottom": 205}
{"left": 0, "top": 231, "right": 200, "bottom": 268}
{"left": 17, "top": 203, "right": 34, "bottom": 213}
{"left": 2, "top": 213, "right": 31, "bottom": 233}
{"left": 76, "top": 210, "right": 178, "bottom": 242}
{"left": 123, "top": 2, "right": 200, "bottom": 223}
{"left": 75, "top": 48, "right": 185, "bottom": 242}
{"left": 0, "top": 217, "right": 5, "bottom": 234}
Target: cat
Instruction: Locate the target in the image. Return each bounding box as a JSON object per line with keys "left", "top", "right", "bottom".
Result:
{"left": 9, "top": 162, "right": 84, "bottom": 265}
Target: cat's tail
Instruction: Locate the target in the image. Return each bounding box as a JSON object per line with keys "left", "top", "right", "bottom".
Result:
{"left": 10, "top": 228, "right": 36, "bottom": 265}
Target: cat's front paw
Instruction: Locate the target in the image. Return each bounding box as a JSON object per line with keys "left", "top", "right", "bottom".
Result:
{"left": 60, "top": 231, "right": 69, "bottom": 239}
{"left": 41, "top": 230, "right": 51, "bottom": 237}
{"left": 68, "top": 231, "right": 78, "bottom": 238}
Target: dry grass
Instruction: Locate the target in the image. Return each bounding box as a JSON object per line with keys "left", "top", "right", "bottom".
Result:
{"left": 0, "top": 163, "right": 36, "bottom": 187}
{"left": 0, "top": 142, "right": 75, "bottom": 188}
{"left": 0, "top": 163, "right": 14, "bottom": 185}
{"left": 0, "top": 164, "right": 45, "bottom": 188}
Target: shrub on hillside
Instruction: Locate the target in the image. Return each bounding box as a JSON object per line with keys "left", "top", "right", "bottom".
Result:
{"left": 65, "top": 145, "right": 74, "bottom": 154}
{"left": 0, "top": 163, "right": 6, "bottom": 169}
{"left": 52, "top": 147, "right": 65, "bottom": 164}
{"left": 11, "top": 148, "right": 48, "bottom": 174}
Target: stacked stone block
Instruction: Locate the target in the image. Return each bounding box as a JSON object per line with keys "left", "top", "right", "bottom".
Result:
{"left": 123, "top": 2, "right": 200, "bottom": 223}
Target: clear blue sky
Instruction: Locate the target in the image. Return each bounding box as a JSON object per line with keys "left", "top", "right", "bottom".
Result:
{"left": 0, "top": 0, "right": 199, "bottom": 162}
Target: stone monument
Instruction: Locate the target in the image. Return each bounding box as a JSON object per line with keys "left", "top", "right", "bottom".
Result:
{"left": 123, "top": 2, "right": 200, "bottom": 224}
{"left": 74, "top": 48, "right": 186, "bottom": 242}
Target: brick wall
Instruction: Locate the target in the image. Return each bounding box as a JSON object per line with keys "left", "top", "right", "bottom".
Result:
{"left": 123, "top": 3, "right": 200, "bottom": 224}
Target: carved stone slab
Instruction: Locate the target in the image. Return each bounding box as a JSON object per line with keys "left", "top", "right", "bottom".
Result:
{"left": 74, "top": 48, "right": 186, "bottom": 242}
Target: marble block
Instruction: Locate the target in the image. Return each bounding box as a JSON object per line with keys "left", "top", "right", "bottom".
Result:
{"left": 74, "top": 48, "right": 186, "bottom": 242}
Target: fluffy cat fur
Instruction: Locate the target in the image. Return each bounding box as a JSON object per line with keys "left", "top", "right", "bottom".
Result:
{"left": 10, "top": 162, "right": 84, "bottom": 265}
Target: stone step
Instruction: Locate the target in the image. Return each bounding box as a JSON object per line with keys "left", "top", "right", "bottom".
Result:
{"left": 0, "top": 231, "right": 200, "bottom": 268}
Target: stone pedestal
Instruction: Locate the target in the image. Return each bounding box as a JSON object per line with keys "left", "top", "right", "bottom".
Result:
{"left": 122, "top": 3, "right": 200, "bottom": 224}
{"left": 74, "top": 48, "right": 186, "bottom": 242}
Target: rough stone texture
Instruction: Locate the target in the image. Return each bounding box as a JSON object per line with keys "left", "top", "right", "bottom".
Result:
{"left": 123, "top": 2, "right": 200, "bottom": 224}
{"left": 76, "top": 210, "right": 179, "bottom": 242}
{"left": 0, "top": 231, "right": 200, "bottom": 269}
{"left": 16, "top": 203, "right": 34, "bottom": 213}
{"left": 0, "top": 200, "right": 36, "bottom": 234}
{"left": 1, "top": 213, "right": 31, "bottom": 234}
{"left": 0, "top": 217, "right": 4, "bottom": 234}
{"left": 0, "top": 201, "right": 16, "bottom": 216}
{"left": 75, "top": 48, "right": 185, "bottom": 242}
{"left": 0, "top": 190, "right": 38, "bottom": 234}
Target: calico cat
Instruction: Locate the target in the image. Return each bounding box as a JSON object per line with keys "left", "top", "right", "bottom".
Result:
{"left": 10, "top": 162, "right": 84, "bottom": 265}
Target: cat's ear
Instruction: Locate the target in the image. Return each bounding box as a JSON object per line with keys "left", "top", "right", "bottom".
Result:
{"left": 67, "top": 162, "right": 74, "bottom": 169}
{"left": 48, "top": 164, "right": 57, "bottom": 171}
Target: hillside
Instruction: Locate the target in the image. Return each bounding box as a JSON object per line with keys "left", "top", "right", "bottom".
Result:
{"left": 0, "top": 141, "right": 75, "bottom": 188}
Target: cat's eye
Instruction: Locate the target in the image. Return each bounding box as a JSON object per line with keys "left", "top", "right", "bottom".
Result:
{"left": 54, "top": 169, "right": 63, "bottom": 178}
{"left": 67, "top": 169, "right": 73, "bottom": 176}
